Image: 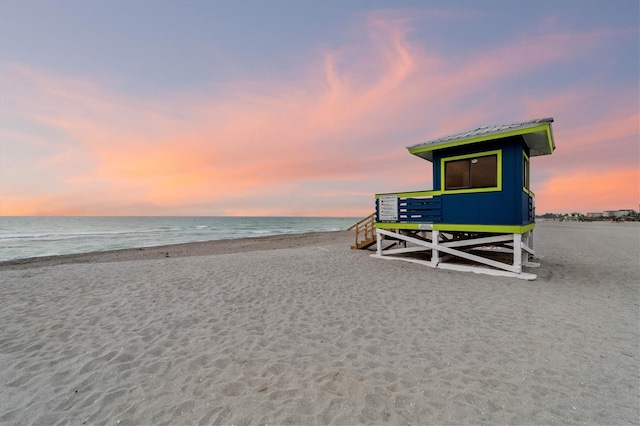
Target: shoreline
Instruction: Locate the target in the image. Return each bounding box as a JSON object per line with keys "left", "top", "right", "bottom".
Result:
{"left": 3, "top": 220, "right": 637, "bottom": 271}
{"left": 0, "top": 230, "right": 353, "bottom": 270}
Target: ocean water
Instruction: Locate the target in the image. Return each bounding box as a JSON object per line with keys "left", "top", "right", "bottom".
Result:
{"left": 0, "top": 216, "right": 358, "bottom": 261}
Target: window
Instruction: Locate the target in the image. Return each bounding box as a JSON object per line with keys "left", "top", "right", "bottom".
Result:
{"left": 444, "top": 154, "right": 498, "bottom": 190}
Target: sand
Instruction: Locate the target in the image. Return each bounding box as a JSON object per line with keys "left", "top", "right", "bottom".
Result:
{"left": 0, "top": 222, "right": 638, "bottom": 425}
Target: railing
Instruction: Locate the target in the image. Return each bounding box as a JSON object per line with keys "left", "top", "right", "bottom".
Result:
{"left": 348, "top": 212, "right": 376, "bottom": 249}
{"left": 376, "top": 190, "right": 442, "bottom": 224}
{"left": 400, "top": 197, "right": 442, "bottom": 222}
{"left": 527, "top": 195, "right": 535, "bottom": 222}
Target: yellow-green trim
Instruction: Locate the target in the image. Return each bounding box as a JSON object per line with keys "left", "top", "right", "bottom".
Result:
{"left": 522, "top": 151, "right": 533, "bottom": 197}
{"left": 433, "top": 223, "right": 536, "bottom": 234}
{"left": 544, "top": 124, "right": 554, "bottom": 155}
{"left": 375, "top": 190, "right": 442, "bottom": 199}
{"left": 440, "top": 149, "right": 502, "bottom": 195}
{"left": 408, "top": 124, "right": 553, "bottom": 156}
{"left": 375, "top": 222, "right": 536, "bottom": 234}
{"left": 375, "top": 222, "right": 426, "bottom": 230}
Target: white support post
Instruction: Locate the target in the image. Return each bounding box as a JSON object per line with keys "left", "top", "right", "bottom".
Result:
{"left": 431, "top": 230, "right": 440, "bottom": 266}
{"left": 376, "top": 229, "right": 382, "bottom": 256}
{"left": 513, "top": 233, "right": 522, "bottom": 273}
{"left": 523, "top": 231, "right": 540, "bottom": 268}
{"left": 523, "top": 232, "right": 530, "bottom": 266}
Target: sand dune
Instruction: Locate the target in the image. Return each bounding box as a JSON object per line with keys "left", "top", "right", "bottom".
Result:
{"left": 0, "top": 221, "right": 638, "bottom": 425}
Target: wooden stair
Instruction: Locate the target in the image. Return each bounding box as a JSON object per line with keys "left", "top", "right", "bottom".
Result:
{"left": 348, "top": 213, "right": 377, "bottom": 250}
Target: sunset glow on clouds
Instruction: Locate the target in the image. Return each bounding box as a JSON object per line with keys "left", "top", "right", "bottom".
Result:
{"left": 1, "top": 1, "right": 638, "bottom": 216}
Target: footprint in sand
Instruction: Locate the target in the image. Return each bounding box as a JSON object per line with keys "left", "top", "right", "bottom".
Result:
{"left": 222, "top": 382, "right": 245, "bottom": 397}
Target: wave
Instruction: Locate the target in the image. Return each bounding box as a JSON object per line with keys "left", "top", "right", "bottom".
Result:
{"left": 0, "top": 228, "right": 175, "bottom": 241}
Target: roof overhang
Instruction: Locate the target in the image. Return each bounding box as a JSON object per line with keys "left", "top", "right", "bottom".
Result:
{"left": 407, "top": 117, "right": 555, "bottom": 162}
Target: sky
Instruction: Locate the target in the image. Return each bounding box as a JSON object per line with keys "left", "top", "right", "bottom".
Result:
{"left": 1, "top": 0, "right": 638, "bottom": 217}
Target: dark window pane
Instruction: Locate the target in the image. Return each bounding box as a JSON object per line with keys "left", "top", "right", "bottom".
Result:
{"left": 470, "top": 155, "right": 497, "bottom": 188}
{"left": 445, "top": 159, "right": 469, "bottom": 189}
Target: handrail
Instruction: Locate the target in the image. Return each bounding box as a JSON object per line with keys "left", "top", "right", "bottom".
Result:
{"left": 347, "top": 212, "right": 375, "bottom": 230}
{"left": 349, "top": 212, "right": 377, "bottom": 249}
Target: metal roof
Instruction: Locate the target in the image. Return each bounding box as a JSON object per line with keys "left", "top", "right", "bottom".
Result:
{"left": 407, "top": 117, "right": 555, "bottom": 162}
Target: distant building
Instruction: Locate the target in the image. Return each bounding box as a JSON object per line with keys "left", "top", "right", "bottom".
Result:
{"left": 603, "top": 210, "right": 636, "bottom": 218}
{"left": 586, "top": 212, "right": 602, "bottom": 218}
{"left": 562, "top": 212, "right": 583, "bottom": 222}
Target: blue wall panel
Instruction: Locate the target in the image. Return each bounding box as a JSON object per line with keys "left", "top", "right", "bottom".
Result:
{"left": 431, "top": 136, "right": 533, "bottom": 226}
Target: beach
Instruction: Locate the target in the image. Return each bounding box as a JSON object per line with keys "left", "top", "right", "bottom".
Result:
{"left": 0, "top": 221, "right": 638, "bottom": 425}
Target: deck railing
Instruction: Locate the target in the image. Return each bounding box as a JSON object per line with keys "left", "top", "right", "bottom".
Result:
{"left": 376, "top": 190, "right": 442, "bottom": 224}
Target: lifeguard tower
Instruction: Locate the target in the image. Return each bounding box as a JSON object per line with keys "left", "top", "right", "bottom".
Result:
{"left": 372, "top": 117, "right": 555, "bottom": 280}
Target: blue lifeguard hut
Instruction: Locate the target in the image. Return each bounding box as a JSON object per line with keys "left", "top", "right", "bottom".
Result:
{"left": 373, "top": 117, "right": 555, "bottom": 280}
